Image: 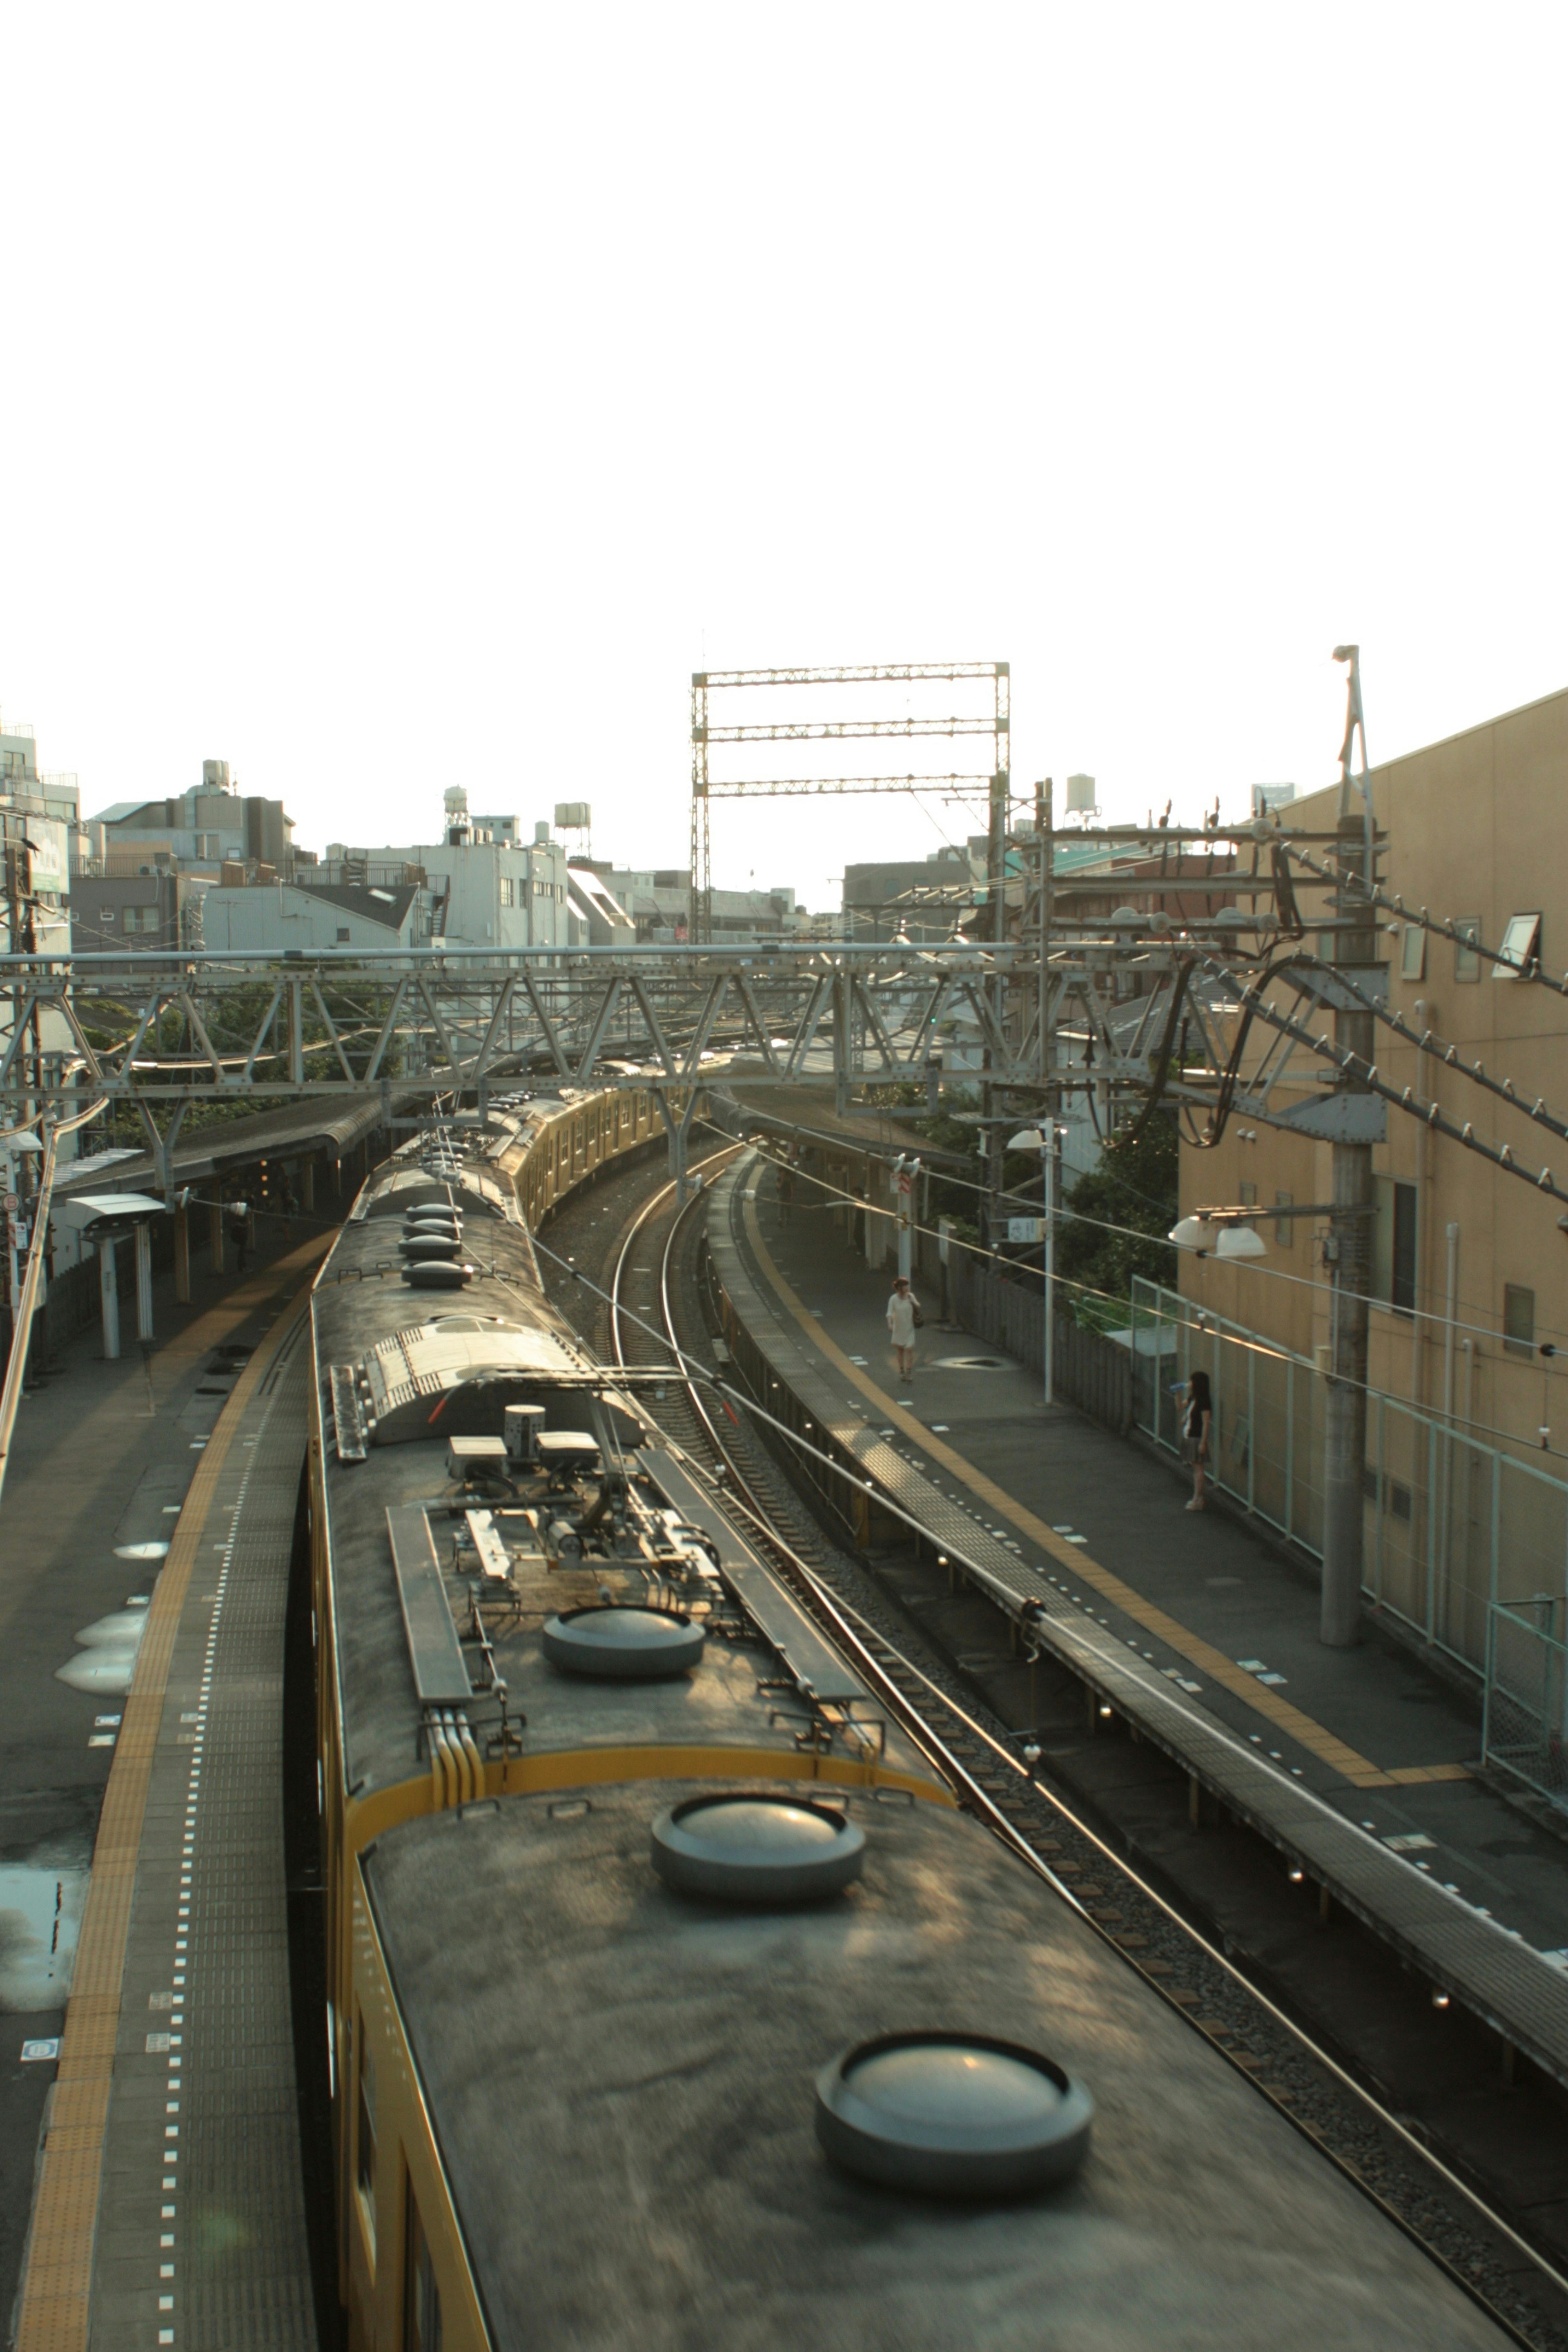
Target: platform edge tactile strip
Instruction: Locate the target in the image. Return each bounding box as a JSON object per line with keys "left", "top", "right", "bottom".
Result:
{"left": 708, "top": 1162, "right": 1568, "bottom": 2092}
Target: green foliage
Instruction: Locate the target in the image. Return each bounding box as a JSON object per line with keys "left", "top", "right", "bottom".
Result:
{"left": 1056, "top": 1115, "right": 1178, "bottom": 1304}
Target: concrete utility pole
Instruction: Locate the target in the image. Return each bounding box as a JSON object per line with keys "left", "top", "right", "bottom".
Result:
{"left": 1321, "top": 645, "right": 1378, "bottom": 1647}
{"left": 984, "top": 761, "right": 1009, "bottom": 1244}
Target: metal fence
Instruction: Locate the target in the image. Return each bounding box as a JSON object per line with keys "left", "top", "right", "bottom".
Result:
{"left": 1128, "top": 1277, "right": 1568, "bottom": 1812}
{"left": 904, "top": 1225, "right": 1133, "bottom": 1436}
{"left": 1485, "top": 1601, "right": 1568, "bottom": 1806}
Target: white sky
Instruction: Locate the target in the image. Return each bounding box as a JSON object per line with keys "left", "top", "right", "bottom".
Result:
{"left": 3, "top": 5, "right": 1565, "bottom": 911}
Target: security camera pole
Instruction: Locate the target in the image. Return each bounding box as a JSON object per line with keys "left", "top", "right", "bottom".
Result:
{"left": 1321, "top": 645, "right": 1381, "bottom": 1647}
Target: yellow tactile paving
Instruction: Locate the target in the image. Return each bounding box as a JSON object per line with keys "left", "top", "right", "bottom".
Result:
{"left": 740, "top": 1190, "right": 1430, "bottom": 1791}
{"left": 13, "top": 1251, "right": 325, "bottom": 2352}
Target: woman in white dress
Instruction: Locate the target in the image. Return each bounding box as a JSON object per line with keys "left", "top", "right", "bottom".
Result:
{"left": 886, "top": 1275, "right": 921, "bottom": 1380}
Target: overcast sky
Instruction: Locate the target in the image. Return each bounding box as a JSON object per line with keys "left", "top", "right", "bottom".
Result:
{"left": 3, "top": 5, "right": 1564, "bottom": 911}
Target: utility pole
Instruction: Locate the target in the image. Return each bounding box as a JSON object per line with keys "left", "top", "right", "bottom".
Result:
{"left": 984, "top": 720, "right": 1011, "bottom": 1244}
{"left": 1043, "top": 1124, "right": 1059, "bottom": 1406}
{"left": 893, "top": 1155, "right": 920, "bottom": 1283}
{"left": 1321, "top": 645, "right": 1379, "bottom": 1647}
{"left": 1037, "top": 776, "right": 1054, "bottom": 1401}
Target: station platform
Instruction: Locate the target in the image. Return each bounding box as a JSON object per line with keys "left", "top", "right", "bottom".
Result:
{"left": 12, "top": 1242, "right": 325, "bottom": 2351}
{"left": 706, "top": 1155, "right": 1568, "bottom": 2091}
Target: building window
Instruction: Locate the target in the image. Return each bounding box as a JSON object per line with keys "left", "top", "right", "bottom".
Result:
{"left": 356, "top": 2027, "right": 377, "bottom": 2256}
{"left": 1399, "top": 925, "right": 1426, "bottom": 982}
{"left": 336, "top": 926, "right": 351, "bottom": 942}
{"left": 405, "top": 2182, "right": 443, "bottom": 2352}
{"left": 499, "top": 878, "right": 514, "bottom": 907}
{"left": 1494, "top": 911, "right": 1541, "bottom": 979}
{"left": 1504, "top": 1284, "right": 1535, "bottom": 1358}
{"left": 122, "top": 904, "right": 159, "bottom": 934}
{"left": 1274, "top": 1190, "right": 1294, "bottom": 1245}
{"left": 1372, "top": 1178, "right": 1418, "bottom": 1314}
{"left": 1391, "top": 1182, "right": 1417, "bottom": 1314}
{"left": 1238, "top": 1181, "right": 1256, "bottom": 1207}
{"left": 1454, "top": 918, "right": 1481, "bottom": 982}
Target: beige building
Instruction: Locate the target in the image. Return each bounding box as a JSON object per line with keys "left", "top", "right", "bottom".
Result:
{"left": 1161, "top": 684, "right": 1568, "bottom": 1740}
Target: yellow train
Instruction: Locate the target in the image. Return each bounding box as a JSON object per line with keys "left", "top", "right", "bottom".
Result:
{"left": 305, "top": 1088, "right": 1499, "bottom": 2352}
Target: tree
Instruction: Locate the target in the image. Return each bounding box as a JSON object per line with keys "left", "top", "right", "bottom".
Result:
{"left": 1055, "top": 1114, "right": 1178, "bottom": 1308}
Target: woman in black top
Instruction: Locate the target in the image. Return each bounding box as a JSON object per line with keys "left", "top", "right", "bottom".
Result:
{"left": 1183, "top": 1369, "right": 1213, "bottom": 1512}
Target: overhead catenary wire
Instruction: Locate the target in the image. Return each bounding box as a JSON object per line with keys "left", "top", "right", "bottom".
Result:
{"left": 1273, "top": 836, "right": 1568, "bottom": 999}
{"left": 731, "top": 1128, "right": 1568, "bottom": 1382}
{"left": 1308, "top": 963, "right": 1568, "bottom": 1149}
{"left": 1203, "top": 960, "right": 1568, "bottom": 1209}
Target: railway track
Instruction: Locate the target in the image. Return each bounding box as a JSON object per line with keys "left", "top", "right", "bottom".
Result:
{"left": 540, "top": 1148, "right": 1568, "bottom": 2352}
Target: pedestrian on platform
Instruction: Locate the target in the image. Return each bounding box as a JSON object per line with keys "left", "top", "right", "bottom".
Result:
{"left": 1182, "top": 1368, "right": 1213, "bottom": 1511}
{"left": 776, "top": 1162, "right": 795, "bottom": 1228}
{"left": 228, "top": 1200, "right": 252, "bottom": 1275}
{"left": 886, "top": 1273, "right": 922, "bottom": 1381}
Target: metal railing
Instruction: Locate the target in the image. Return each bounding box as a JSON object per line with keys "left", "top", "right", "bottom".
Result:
{"left": 1129, "top": 1279, "right": 1568, "bottom": 1724}
{"left": 1485, "top": 1600, "right": 1568, "bottom": 1811}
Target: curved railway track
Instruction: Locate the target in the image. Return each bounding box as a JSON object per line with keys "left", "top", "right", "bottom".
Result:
{"left": 578, "top": 1147, "right": 1568, "bottom": 2352}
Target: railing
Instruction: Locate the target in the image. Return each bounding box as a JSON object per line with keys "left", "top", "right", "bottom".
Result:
{"left": 1485, "top": 1600, "right": 1568, "bottom": 1811}
{"left": 1129, "top": 1277, "right": 1568, "bottom": 1696}
{"left": 906, "top": 1224, "right": 1132, "bottom": 1435}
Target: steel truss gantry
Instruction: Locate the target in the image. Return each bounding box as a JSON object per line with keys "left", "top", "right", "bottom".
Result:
{"left": 0, "top": 827, "right": 1364, "bottom": 1146}
{"left": 689, "top": 662, "right": 1009, "bottom": 945}
{"left": 0, "top": 943, "right": 1068, "bottom": 1117}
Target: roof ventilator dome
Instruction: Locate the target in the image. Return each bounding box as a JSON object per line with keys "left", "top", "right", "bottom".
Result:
{"left": 398, "top": 1234, "right": 463, "bottom": 1260}
{"left": 814, "top": 2031, "right": 1093, "bottom": 2198}
{"left": 541, "top": 1605, "right": 704, "bottom": 1681}
{"left": 651, "top": 1794, "right": 865, "bottom": 1904}
{"left": 403, "top": 1260, "right": 470, "bottom": 1290}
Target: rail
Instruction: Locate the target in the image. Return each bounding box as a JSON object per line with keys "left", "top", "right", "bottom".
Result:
{"left": 584, "top": 1153, "right": 1568, "bottom": 2349}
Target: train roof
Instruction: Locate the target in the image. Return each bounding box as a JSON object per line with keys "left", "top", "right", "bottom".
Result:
{"left": 363, "top": 1774, "right": 1510, "bottom": 2352}
{"left": 312, "top": 1117, "right": 936, "bottom": 1801}
{"left": 318, "top": 1109, "right": 1516, "bottom": 2352}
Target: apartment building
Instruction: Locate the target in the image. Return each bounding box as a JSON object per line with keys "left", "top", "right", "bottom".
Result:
{"left": 88, "top": 759, "right": 297, "bottom": 879}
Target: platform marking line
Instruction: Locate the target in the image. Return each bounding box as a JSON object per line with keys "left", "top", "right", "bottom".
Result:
{"left": 739, "top": 1193, "right": 1401, "bottom": 1788}
{"left": 13, "top": 1281, "right": 316, "bottom": 2352}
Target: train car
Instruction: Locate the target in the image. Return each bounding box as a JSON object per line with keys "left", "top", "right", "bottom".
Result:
{"left": 306, "top": 1095, "right": 1513, "bottom": 2352}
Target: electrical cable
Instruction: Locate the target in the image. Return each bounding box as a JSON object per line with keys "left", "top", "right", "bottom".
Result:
{"left": 1203, "top": 959, "right": 1568, "bottom": 1209}
{"left": 1274, "top": 836, "right": 1567, "bottom": 998}
{"left": 731, "top": 1127, "right": 1568, "bottom": 1370}
{"left": 1312, "top": 964, "right": 1568, "bottom": 1149}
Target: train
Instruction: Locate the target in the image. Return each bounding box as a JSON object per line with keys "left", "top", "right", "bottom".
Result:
{"left": 305, "top": 1086, "right": 1512, "bottom": 2352}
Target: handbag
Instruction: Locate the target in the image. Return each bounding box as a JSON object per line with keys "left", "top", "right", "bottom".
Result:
{"left": 912, "top": 1302, "right": 925, "bottom": 1329}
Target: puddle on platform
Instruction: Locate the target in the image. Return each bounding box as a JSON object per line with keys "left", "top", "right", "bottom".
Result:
{"left": 57, "top": 1603, "right": 150, "bottom": 1696}
{"left": 0, "top": 1857, "right": 88, "bottom": 2010}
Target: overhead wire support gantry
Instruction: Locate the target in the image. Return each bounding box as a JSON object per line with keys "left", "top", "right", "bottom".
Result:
{"left": 689, "top": 661, "right": 1009, "bottom": 945}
